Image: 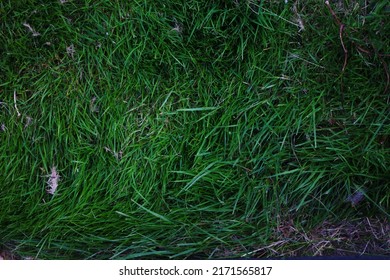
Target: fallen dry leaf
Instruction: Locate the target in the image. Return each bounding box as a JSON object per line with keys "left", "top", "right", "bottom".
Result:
{"left": 46, "top": 166, "right": 60, "bottom": 195}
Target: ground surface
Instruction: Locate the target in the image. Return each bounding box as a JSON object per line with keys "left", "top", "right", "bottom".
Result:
{"left": 0, "top": 0, "right": 389, "bottom": 259}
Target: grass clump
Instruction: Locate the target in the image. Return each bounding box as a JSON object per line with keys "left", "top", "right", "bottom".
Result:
{"left": 0, "top": 0, "right": 389, "bottom": 259}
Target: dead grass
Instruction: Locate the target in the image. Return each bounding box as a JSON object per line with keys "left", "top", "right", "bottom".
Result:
{"left": 211, "top": 216, "right": 389, "bottom": 259}
{"left": 242, "top": 217, "right": 390, "bottom": 258}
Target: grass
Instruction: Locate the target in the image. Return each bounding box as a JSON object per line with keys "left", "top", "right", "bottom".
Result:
{"left": 0, "top": 0, "right": 389, "bottom": 259}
